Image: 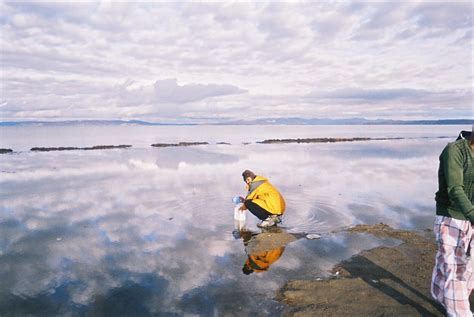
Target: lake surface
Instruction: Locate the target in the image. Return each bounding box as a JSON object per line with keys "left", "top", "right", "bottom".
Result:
{"left": 0, "top": 125, "right": 468, "bottom": 315}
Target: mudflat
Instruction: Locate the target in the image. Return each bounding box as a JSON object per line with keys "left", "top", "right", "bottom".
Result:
{"left": 279, "top": 223, "right": 473, "bottom": 316}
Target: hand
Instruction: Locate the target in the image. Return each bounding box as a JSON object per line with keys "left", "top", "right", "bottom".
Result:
{"left": 239, "top": 204, "right": 247, "bottom": 211}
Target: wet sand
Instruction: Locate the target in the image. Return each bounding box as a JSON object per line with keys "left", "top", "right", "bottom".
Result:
{"left": 278, "top": 223, "right": 473, "bottom": 316}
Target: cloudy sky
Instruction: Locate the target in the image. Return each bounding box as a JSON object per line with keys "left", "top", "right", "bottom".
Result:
{"left": 0, "top": 1, "right": 472, "bottom": 123}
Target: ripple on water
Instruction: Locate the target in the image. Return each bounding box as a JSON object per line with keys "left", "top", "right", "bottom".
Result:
{"left": 283, "top": 194, "right": 352, "bottom": 235}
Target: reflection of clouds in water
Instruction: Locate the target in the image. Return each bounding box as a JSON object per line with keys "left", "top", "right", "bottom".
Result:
{"left": 0, "top": 138, "right": 447, "bottom": 314}
{"left": 177, "top": 277, "right": 284, "bottom": 316}
{"left": 152, "top": 147, "right": 240, "bottom": 169}
{"left": 274, "top": 233, "right": 401, "bottom": 279}
{"left": 246, "top": 140, "right": 442, "bottom": 230}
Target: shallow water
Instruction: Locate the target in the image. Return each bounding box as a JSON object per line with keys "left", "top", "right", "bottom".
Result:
{"left": 0, "top": 125, "right": 468, "bottom": 315}
{"left": 0, "top": 124, "right": 462, "bottom": 151}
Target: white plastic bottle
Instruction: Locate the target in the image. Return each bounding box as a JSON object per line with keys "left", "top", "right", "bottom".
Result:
{"left": 234, "top": 203, "right": 246, "bottom": 221}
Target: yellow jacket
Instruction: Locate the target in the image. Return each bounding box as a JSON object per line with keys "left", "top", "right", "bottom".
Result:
{"left": 245, "top": 247, "right": 285, "bottom": 273}
{"left": 245, "top": 176, "right": 286, "bottom": 215}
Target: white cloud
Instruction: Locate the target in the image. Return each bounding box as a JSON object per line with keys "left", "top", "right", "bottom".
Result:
{"left": 151, "top": 79, "right": 246, "bottom": 104}
{"left": 0, "top": 1, "right": 472, "bottom": 121}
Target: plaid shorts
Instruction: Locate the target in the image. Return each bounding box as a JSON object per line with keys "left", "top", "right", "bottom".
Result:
{"left": 431, "top": 216, "right": 474, "bottom": 317}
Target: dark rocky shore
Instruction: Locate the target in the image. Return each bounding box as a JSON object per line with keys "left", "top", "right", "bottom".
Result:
{"left": 151, "top": 142, "right": 209, "bottom": 147}
{"left": 30, "top": 145, "right": 132, "bottom": 152}
{"left": 3, "top": 136, "right": 451, "bottom": 153}
{"left": 278, "top": 223, "right": 473, "bottom": 316}
{"left": 257, "top": 137, "right": 403, "bottom": 144}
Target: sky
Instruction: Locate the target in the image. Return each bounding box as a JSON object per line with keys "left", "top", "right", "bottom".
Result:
{"left": 0, "top": 1, "right": 472, "bottom": 123}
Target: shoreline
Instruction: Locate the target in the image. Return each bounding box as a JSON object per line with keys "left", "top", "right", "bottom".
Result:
{"left": 0, "top": 135, "right": 452, "bottom": 154}
{"left": 257, "top": 136, "right": 450, "bottom": 144}
{"left": 278, "top": 223, "right": 473, "bottom": 316}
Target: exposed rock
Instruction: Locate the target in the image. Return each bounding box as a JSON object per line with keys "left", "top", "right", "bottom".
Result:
{"left": 278, "top": 223, "right": 462, "bottom": 316}
{"left": 151, "top": 142, "right": 209, "bottom": 147}
{"left": 245, "top": 229, "right": 297, "bottom": 254}
{"left": 0, "top": 148, "right": 13, "bottom": 154}
{"left": 83, "top": 145, "right": 131, "bottom": 150}
{"left": 31, "top": 147, "right": 80, "bottom": 152}
{"left": 30, "top": 145, "right": 132, "bottom": 152}
{"left": 258, "top": 137, "right": 371, "bottom": 144}
{"left": 257, "top": 137, "right": 403, "bottom": 144}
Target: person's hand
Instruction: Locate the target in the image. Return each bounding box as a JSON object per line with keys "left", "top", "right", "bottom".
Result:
{"left": 239, "top": 204, "right": 247, "bottom": 211}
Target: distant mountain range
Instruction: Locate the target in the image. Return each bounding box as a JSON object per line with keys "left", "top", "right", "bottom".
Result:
{"left": 0, "top": 120, "right": 192, "bottom": 126}
{"left": 219, "top": 118, "right": 474, "bottom": 125}
{"left": 0, "top": 118, "right": 472, "bottom": 126}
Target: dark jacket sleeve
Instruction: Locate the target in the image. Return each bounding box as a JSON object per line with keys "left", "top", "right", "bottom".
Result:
{"left": 443, "top": 144, "right": 474, "bottom": 221}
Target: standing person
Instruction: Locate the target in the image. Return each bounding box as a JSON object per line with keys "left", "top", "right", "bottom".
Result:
{"left": 238, "top": 170, "right": 286, "bottom": 228}
{"left": 431, "top": 127, "right": 474, "bottom": 317}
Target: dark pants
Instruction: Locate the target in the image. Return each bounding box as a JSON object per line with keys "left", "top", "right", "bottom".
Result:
{"left": 245, "top": 200, "right": 272, "bottom": 221}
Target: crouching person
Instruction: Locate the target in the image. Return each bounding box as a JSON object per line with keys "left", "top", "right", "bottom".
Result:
{"left": 238, "top": 170, "right": 286, "bottom": 228}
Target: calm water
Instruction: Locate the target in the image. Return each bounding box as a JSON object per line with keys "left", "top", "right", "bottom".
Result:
{"left": 0, "top": 125, "right": 468, "bottom": 315}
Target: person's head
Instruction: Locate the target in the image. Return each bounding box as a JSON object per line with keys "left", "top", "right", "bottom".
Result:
{"left": 242, "top": 263, "right": 254, "bottom": 275}
{"left": 242, "top": 170, "right": 256, "bottom": 185}
{"left": 471, "top": 124, "right": 473, "bottom": 143}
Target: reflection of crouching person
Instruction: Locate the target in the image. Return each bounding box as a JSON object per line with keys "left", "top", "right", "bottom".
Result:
{"left": 431, "top": 128, "right": 474, "bottom": 317}
{"left": 239, "top": 170, "right": 286, "bottom": 228}
{"left": 237, "top": 229, "right": 286, "bottom": 275}
{"left": 242, "top": 247, "right": 285, "bottom": 275}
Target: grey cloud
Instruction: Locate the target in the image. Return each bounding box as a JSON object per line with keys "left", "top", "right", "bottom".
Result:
{"left": 353, "top": 2, "right": 472, "bottom": 42}
{"left": 342, "top": 2, "right": 367, "bottom": 14}
{"left": 348, "top": 2, "right": 410, "bottom": 41}
{"left": 5, "top": 1, "right": 98, "bottom": 23}
{"left": 2, "top": 49, "right": 122, "bottom": 77}
{"left": 257, "top": 3, "right": 310, "bottom": 41}
{"left": 0, "top": 75, "right": 247, "bottom": 120}
{"left": 113, "top": 78, "right": 248, "bottom": 111}
{"left": 413, "top": 2, "right": 472, "bottom": 30}
{"left": 311, "top": 17, "right": 343, "bottom": 37}
{"left": 0, "top": 2, "right": 472, "bottom": 121}
{"left": 317, "top": 88, "right": 431, "bottom": 101}
{"left": 2, "top": 76, "right": 107, "bottom": 98}
{"left": 361, "top": 2, "right": 407, "bottom": 30}
{"left": 453, "top": 29, "right": 472, "bottom": 45}
{"left": 394, "top": 27, "right": 419, "bottom": 41}
{"left": 151, "top": 79, "right": 246, "bottom": 104}
{"left": 311, "top": 87, "right": 472, "bottom": 104}
{"left": 208, "top": 3, "right": 255, "bottom": 27}
{"left": 258, "top": 16, "right": 297, "bottom": 40}
{"left": 310, "top": 5, "right": 353, "bottom": 40}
